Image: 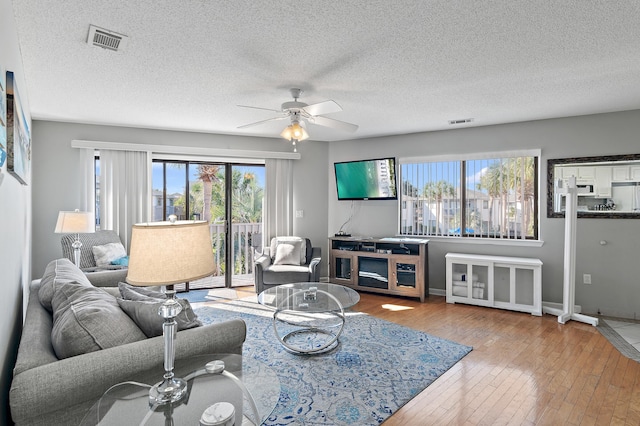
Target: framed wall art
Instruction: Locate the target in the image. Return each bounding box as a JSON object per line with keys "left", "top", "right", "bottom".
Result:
{"left": 6, "top": 71, "right": 31, "bottom": 185}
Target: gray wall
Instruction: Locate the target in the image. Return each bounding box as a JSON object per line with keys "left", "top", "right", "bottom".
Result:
{"left": 0, "top": 0, "right": 32, "bottom": 423}
{"left": 328, "top": 110, "right": 640, "bottom": 319}
{"left": 31, "top": 120, "right": 329, "bottom": 279}
{"left": 32, "top": 112, "right": 640, "bottom": 320}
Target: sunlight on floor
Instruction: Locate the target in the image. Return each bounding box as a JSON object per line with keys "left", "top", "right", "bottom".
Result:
{"left": 382, "top": 304, "right": 414, "bottom": 312}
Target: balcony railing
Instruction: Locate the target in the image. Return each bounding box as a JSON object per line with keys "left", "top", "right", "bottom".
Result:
{"left": 209, "top": 222, "right": 262, "bottom": 277}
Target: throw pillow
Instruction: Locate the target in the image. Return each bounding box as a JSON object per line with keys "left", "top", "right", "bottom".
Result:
{"left": 270, "top": 236, "right": 306, "bottom": 264}
{"left": 93, "top": 242, "right": 127, "bottom": 267}
{"left": 118, "top": 282, "right": 166, "bottom": 300}
{"left": 39, "top": 258, "right": 93, "bottom": 312}
{"left": 117, "top": 298, "right": 202, "bottom": 338}
{"left": 273, "top": 241, "right": 302, "bottom": 265}
{"left": 111, "top": 256, "right": 129, "bottom": 266}
{"left": 50, "top": 281, "right": 146, "bottom": 359}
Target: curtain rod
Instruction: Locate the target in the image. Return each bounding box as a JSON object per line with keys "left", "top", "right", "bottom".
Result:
{"left": 71, "top": 139, "right": 301, "bottom": 160}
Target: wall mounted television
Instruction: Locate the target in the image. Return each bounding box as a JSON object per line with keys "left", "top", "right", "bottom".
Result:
{"left": 334, "top": 157, "right": 397, "bottom": 200}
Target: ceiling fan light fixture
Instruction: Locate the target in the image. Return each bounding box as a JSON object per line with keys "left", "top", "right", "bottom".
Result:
{"left": 280, "top": 121, "right": 309, "bottom": 142}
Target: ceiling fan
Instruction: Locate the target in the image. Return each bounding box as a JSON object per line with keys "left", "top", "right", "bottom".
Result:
{"left": 237, "top": 88, "right": 359, "bottom": 137}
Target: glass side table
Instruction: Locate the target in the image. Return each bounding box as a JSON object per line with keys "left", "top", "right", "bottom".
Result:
{"left": 80, "top": 354, "right": 279, "bottom": 425}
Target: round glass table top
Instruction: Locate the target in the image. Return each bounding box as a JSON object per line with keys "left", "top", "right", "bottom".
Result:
{"left": 257, "top": 282, "right": 360, "bottom": 313}
{"left": 80, "top": 354, "right": 279, "bottom": 426}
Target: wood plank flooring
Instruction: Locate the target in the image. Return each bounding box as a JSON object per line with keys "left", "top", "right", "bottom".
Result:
{"left": 350, "top": 292, "right": 640, "bottom": 426}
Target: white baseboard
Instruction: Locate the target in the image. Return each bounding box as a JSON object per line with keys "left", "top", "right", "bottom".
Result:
{"left": 542, "top": 301, "right": 582, "bottom": 313}
{"left": 429, "top": 288, "right": 445, "bottom": 297}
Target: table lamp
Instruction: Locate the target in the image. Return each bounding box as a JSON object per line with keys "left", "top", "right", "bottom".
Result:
{"left": 126, "top": 219, "right": 214, "bottom": 405}
{"left": 54, "top": 209, "right": 95, "bottom": 268}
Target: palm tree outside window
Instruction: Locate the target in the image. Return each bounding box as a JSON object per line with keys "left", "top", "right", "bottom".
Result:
{"left": 400, "top": 153, "right": 538, "bottom": 240}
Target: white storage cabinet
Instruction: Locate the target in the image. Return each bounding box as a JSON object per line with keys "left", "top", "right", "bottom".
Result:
{"left": 445, "top": 253, "right": 542, "bottom": 316}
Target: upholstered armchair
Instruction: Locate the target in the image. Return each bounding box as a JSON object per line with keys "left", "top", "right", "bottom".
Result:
{"left": 254, "top": 236, "right": 321, "bottom": 294}
{"left": 60, "top": 229, "right": 129, "bottom": 285}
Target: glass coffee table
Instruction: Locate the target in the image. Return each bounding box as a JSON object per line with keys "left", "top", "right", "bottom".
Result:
{"left": 80, "top": 354, "right": 279, "bottom": 425}
{"left": 257, "top": 282, "right": 360, "bottom": 355}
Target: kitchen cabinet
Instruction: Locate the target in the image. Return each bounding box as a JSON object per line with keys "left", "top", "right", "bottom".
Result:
{"left": 612, "top": 166, "right": 630, "bottom": 181}
{"left": 560, "top": 166, "right": 596, "bottom": 183}
{"left": 595, "top": 167, "right": 612, "bottom": 197}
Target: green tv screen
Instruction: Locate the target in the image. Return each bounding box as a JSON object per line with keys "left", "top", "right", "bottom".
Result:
{"left": 334, "top": 158, "right": 397, "bottom": 200}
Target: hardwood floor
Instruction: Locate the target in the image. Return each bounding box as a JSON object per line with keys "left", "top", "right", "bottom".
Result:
{"left": 351, "top": 292, "right": 640, "bottom": 426}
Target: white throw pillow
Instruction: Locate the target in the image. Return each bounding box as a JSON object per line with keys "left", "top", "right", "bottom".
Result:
{"left": 270, "top": 237, "right": 306, "bottom": 264}
{"left": 273, "top": 241, "right": 302, "bottom": 265}
{"left": 93, "top": 242, "right": 127, "bottom": 267}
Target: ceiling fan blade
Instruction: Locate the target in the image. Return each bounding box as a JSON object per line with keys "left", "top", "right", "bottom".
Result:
{"left": 303, "top": 100, "right": 342, "bottom": 116}
{"left": 310, "top": 115, "right": 359, "bottom": 133}
{"left": 237, "top": 116, "right": 288, "bottom": 129}
{"left": 237, "top": 104, "right": 282, "bottom": 113}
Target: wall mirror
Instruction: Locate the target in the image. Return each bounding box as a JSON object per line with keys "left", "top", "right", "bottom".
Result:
{"left": 548, "top": 154, "right": 640, "bottom": 218}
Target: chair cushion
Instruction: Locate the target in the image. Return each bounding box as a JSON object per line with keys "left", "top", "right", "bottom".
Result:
{"left": 50, "top": 281, "right": 146, "bottom": 359}
{"left": 270, "top": 236, "right": 306, "bottom": 264}
{"left": 39, "top": 258, "right": 93, "bottom": 312}
{"left": 273, "top": 240, "right": 302, "bottom": 265}
{"left": 262, "top": 264, "right": 311, "bottom": 284}
{"left": 93, "top": 242, "right": 127, "bottom": 267}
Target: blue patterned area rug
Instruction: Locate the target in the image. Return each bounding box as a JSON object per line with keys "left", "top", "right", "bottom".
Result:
{"left": 196, "top": 301, "right": 472, "bottom": 425}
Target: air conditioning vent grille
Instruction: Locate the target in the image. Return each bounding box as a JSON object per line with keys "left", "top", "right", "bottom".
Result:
{"left": 448, "top": 118, "right": 474, "bottom": 125}
{"left": 87, "top": 25, "right": 128, "bottom": 52}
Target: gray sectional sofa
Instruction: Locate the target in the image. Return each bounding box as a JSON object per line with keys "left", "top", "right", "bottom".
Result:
{"left": 9, "top": 258, "right": 247, "bottom": 425}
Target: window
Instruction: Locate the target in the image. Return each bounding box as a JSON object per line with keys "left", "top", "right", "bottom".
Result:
{"left": 400, "top": 152, "right": 539, "bottom": 240}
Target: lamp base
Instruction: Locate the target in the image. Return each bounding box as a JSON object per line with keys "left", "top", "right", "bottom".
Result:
{"left": 149, "top": 376, "right": 188, "bottom": 405}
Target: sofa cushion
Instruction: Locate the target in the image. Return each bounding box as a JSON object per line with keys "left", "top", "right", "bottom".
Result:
{"left": 118, "top": 282, "right": 202, "bottom": 337}
{"left": 39, "top": 258, "right": 93, "bottom": 312}
{"left": 93, "top": 242, "right": 127, "bottom": 267}
{"left": 118, "top": 282, "right": 166, "bottom": 300}
{"left": 117, "top": 297, "right": 202, "bottom": 337}
{"left": 50, "top": 281, "right": 146, "bottom": 359}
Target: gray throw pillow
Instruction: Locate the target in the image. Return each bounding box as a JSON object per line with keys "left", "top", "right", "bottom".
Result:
{"left": 118, "top": 282, "right": 166, "bottom": 300}
{"left": 39, "top": 258, "right": 93, "bottom": 312}
{"left": 50, "top": 281, "right": 146, "bottom": 359}
{"left": 117, "top": 297, "right": 202, "bottom": 338}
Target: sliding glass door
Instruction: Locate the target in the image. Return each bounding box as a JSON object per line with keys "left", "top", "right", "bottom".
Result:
{"left": 152, "top": 160, "right": 264, "bottom": 289}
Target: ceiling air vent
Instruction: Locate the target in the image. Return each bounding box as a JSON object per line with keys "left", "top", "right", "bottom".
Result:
{"left": 87, "top": 25, "right": 128, "bottom": 52}
{"left": 448, "top": 118, "right": 474, "bottom": 125}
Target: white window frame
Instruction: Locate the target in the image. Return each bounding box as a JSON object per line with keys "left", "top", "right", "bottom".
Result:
{"left": 398, "top": 149, "right": 543, "bottom": 246}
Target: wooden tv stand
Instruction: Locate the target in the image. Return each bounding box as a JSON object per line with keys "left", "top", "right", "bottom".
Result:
{"left": 329, "top": 237, "right": 429, "bottom": 302}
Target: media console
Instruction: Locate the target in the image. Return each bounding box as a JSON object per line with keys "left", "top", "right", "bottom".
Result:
{"left": 329, "top": 237, "right": 429, "bottom": 302}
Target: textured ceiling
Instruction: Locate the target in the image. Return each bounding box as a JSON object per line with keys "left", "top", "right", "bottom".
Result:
{"left": 10, "top": 0, "right": 640, "bottom": 142}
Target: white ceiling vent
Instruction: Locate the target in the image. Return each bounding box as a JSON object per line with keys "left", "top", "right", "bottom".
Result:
{"left": 448, "top": 118, "right": 474, "bottom": 125}
{"left": 87, "top": 25, "right": 128, "bottom": 52}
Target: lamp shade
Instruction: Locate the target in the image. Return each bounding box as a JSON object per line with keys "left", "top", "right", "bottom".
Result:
{"left": 126, "top": 220, "right": 215, "bottom": 286}
{"left": 54, "top": 210, "right": 95, "bottom": 234}
{"left": 280, "top": 122, "right": 309, "bottom": 141}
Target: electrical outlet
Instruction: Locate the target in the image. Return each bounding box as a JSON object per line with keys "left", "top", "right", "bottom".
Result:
{"left": 583, "top": 274, "right": 592, "bottom": 284}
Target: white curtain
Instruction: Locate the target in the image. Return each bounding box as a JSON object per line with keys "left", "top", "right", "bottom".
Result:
{"left": 78, "top": 148, "right": 95, "bottom": 215}
{"left": 100, "top": 150, "right": 150, "bottom": 250}
{"left": 263, "top": 158, "right": 293, "bottom": 244}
